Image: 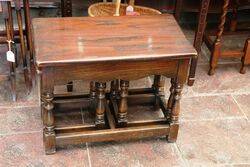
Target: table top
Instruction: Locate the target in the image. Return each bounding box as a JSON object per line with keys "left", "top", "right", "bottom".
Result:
{"left": 33, "top": 14, "right": 197, "bottom": 67}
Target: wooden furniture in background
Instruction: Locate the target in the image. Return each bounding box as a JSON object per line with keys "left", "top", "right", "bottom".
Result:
{"left": 0, "top": 0, "right": 31, "bottom": 101}
{"left": 61, "top": 0, "right": 71, "bottom": 16}
{"left": 88, "top": 0, "right": 161, "bottom": 17}
{"left": 0, "top": 0, "right": 33, "bottom": 62}
{"left": 177, "top": 0, "right": 250, "bottom": 81}
{"left": 174, "top": 0, "right": 250, "bottom": 22}
{"left": 203, "top": 0, "right": 250, "bottom": 74}
{"left": 165, "top": 0, "right": 216, "bottom": 86}
{"left": 241, "top": 39, "right": 250, "bottom": 73}
{"left": 33, "top": 15, "right": 196, "bottom": 154}
{"left": 188, "top": 0, "right": 211, "bottom": 86}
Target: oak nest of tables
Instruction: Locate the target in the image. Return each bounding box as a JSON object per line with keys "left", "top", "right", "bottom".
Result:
{"left": 32, "top": 14, "right": 197, "bottom": 154}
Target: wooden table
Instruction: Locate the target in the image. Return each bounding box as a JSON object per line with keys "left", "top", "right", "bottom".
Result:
{"left": 33, "top": 14, "right": 197, "bottom": 154}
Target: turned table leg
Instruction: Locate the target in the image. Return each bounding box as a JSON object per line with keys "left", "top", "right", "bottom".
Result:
{"left": 152, "top": 75, "right": 164, "bottom": 110}
{"left": 167, "top": 59, "right": 188, "bottom": 142}
{"left": 40, "top": 67, "right": 56, "bottom": 154}
{"left": 118, "top": 80, "right": 129, "bottom": 127}
{"left": 208, "top": 0, "right": 229, "bottom": 75}
{"left": 42, "top": 92, "right": 56, "bottom": 154}
{"left": 167, "top": 79, "right": 183, "bottom": 142}
{"left": 95, "top": 82, "right": 106, "bottom": 129}
{"left": 167, "top": 78, "right": 175, "bottom": 113}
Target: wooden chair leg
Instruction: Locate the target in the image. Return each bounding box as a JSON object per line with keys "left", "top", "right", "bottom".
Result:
{"left": 5, "top": 2, "right": 16, "bottom": 101}
{"left": 188, "top": 56, "right": 198, "bottom": 86}
{"left": 209, "top": 41, "right": 221, "bottom": 75}
{"left": 240, "top": 38, "right": 250, "bottom": 74}
{"left": 6, "top": 2, "right": 14, "bottom": 39}
{"left": 9, "top": 62, "right": 16, "bottom": 101}
{"left": 23, "top": 0, "right": 36, "bottom": 83}
{"left": 23, "top": 0, "right": 34, "bottom": 61}
{"left": 16, "top": 7, "right": 31, "bottom": 90}
{"left": 174, "top": 0, "right": 183, "bottom": 22}
{"left": 6, "top": 1, "right": 19, "bottom": 67}
{"left": 189, "top": 0, "right": 210, "bottom": 86}
{"left": 118, "top": 80, "right": 129, "bottom": 127}
{"left": 208, "top": 0, "right": 229, "bottom": 75}
{"left": 95, "top": 82, "right": 106, "bottom": 129}
{"left": 230, "top": 0, "right": 238, "bottom": 32}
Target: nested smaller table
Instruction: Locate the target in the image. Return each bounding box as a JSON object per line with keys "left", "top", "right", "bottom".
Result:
{"left": 33, "top": 14, "right": 197, "bottom": 154}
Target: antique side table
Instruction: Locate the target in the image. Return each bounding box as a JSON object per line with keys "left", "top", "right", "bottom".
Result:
{"left": 33, "top": 15, "right": 197, "bottom": 154}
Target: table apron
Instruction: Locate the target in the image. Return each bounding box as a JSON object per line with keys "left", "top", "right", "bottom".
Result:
{"left": 39, "top": 59, "right": 190, "bottom": 85}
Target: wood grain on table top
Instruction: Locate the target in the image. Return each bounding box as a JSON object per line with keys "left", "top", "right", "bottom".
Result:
{"left": 33, "top": 14, "right": 197, "bottom": 67}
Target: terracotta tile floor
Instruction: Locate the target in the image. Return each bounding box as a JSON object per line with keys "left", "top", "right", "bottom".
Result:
{"left": 0, "top": 10, "right": 250, "bottom": 167}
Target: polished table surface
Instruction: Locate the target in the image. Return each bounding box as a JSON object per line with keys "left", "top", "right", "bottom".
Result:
{"left": 33, "top": 14, "right": 197, "bottom": 154}
{"left": 33, "top": 14, "right": 197, "bottom": 67}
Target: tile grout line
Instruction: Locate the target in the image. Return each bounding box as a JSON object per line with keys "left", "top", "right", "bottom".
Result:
{"left": 0, "top": 130, "right": 41, "bottom": 137}
{"left": 180, "top": 116, "right": 246, "bottom": 123}
{"left": 229, "top": 163, "right": 250, "bottom": 165}
{"left": 86, "top": 142, "right": 92, "bottom": 167}
{"left": 181, "top": 91, "right": 250, "bottom": 98}
{"left": 80, "top": 107, "right": 92, "bottom": 167}
{"left": 231, "top": 95, "right": 249, "bottom": 121}
{"left": 197, "top": 60, "right": 241, "bottom": 66}
{"left": 0, "top": 104, "right": 39, "bottom": 109}
{"left": 215, "top": 162, "right": 250, "bottom": 166}
{"left": 173, "top": 143, "right": 190, "bottom": 167}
